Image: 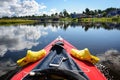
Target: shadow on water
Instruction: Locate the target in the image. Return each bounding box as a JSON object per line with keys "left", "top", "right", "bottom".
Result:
{"left": 0, "top": 59, "right": 21, "bottom": 80}
{"left": 97, "top": 50, "right": 120, "bottom": 80}
{"left": 0, "top": 22, "right": 120, "bottom": 80}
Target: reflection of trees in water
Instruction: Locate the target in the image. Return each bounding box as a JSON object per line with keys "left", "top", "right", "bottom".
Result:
{"left": 103, "top": 23, "right": 120, "bottom": 30}
{"left": 80, "top": 22, "right": 120, "bottom": 31}
{"left": 31, "top": 22, "right": 70, "bottom": 30}
{"left": 29, "top": 22, "right": 120, "bottom": 31}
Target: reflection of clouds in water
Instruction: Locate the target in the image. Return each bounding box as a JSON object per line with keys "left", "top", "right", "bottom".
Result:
{"left": 0, "top": 59, "right": 17, "bottom": 76}
{"left": 0, "top": 45, "right": 7, "bottom": 57}
{"left": 0, "top": 25, "right": 56, "bottom": 57}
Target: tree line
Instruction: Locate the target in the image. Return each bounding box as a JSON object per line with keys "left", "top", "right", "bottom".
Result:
{"left": 83, "top": 7, "right": 119, "bottom": 17}
{"left": 1, "top": 7, "right": 119, "bottom": 19}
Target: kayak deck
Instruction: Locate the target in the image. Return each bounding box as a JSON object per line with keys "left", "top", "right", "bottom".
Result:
{"left": 11, "top": 37, "right": 106, "bottom": 80}
{"left": 23, "top": 43, "right": 88, "bottom": 80}
{"left": 63, "top": 39, "right": 106, "bottom": 80}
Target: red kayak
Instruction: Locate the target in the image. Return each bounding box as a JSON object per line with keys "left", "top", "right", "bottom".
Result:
{"left": 11, "top": 36, "right": 106, "bottom": 80}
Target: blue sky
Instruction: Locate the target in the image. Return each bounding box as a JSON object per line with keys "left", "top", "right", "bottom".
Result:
{"left": 0, "top": 0, "right": 119, "bottom": 17}
{"left": 37, "top": 0, "right": 120, "bottom": 13}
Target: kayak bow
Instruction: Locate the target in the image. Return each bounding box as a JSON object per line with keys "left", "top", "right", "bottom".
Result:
{"left": 11, "top": 36, "right": 106, "bottom": 80}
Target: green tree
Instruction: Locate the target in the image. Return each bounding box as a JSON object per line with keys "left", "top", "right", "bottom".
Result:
{"left": 63, "top": 9, "right": 69, "bottom": 17}
{"left": 85, "top": 8, "right": 90, "bottom": 15}
{"left": 89, "top": 10, "right": 95, "bottom": 16}
{"left": 105, "top": 7, "right": 117, "bottom": 13}
{"left": 51, "top": 14, "right": 54, "bottom": 17}
{"left": 59, "top": 12, "right": 63, "bottom": 17}
{"left": 94, "top": 10, "right": 98, "bottom": 15}
{"left": 55, "top": 13, "right": 58, "bottom": 16}
{"left": 98, "top": 9, "right": 102, "bottom": 14}
{"left": 102, "top": 12, "right": 107, "bottom": 17}
{"left": 43, "top": 14, "right": 47, "bottom": 18}
{"left": 82, "top": 11, "right": 85, "bottom": 14}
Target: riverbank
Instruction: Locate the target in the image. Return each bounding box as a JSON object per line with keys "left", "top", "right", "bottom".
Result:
{"left": 60, "top": 17, "right": 78, "bottom": 22}
{"left": 81, "top": 17, "right": 120, "bottom": 23}
{"left": 0, "top": 17, "right": 120, "bottom": 26}
{"left": 0, "top": 19, "right": 37, "bottom": 25}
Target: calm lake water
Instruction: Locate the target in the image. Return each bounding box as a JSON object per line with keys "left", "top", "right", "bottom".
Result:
{"left": 0, "top": 22, "right": 120, "bottom": 78}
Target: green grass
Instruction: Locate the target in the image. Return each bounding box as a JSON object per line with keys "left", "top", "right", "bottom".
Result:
{"left": 81, "top": 17, "right": 120, "bottom": 23}
{"left": 0, "top": 19, "right": 37, "bottom": 25}
{"left": 60, "top": 17, "right": 120, "bottom": 23}
{"left": 60, "top": 17, "right": 78, "bottom": 22}
{"left": 1, "top": 17, "right": 119, "bottom": 25}
{"left": 81, "top": 18, "right": 112, "bottom": 22}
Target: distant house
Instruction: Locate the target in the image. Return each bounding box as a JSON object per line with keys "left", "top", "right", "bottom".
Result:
{"left": 71, "top": 13, "right": 80, "bottom": 18}
{"left": 95, "top": 14, "right": 103, "bottom": 18}
{"left": 71, "top": 13, "right": 87, "bottom": 18}
{"left": 117, "top": 10, "right": 120, "bottom": 15}
{"left": 107, "top": 9, "right": 120, "bottom": 17}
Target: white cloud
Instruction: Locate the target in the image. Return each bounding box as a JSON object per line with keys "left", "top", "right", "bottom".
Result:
{"left": 50, "top": 8, "right": 58, "bottom": 14}
{"left": 39, "top": 3, "right": 47, "bottom": 9}
{"left": 0, "top": 0, "right": 60, "bottom": 17}
{"left": 0, "top": 0, "right": 47, "bottom": 17}
{"left": 41, "top": 8, "right": 59, "bottom": 15}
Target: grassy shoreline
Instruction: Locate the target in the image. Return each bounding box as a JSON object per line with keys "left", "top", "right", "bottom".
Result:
{"left": 0, "top": 19, "right": 37, "bottom": 25}
{"left": 81, "top": 17, "right": 120, "bottom": 23}
{"left": 0, "top": 17, "right": 120, "bottom": 25}
{"left": 57, "top": 17, "right": 120, "bottom": 23}
{"left": 60, "top": 17, "right": 78, "bottom": 22}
